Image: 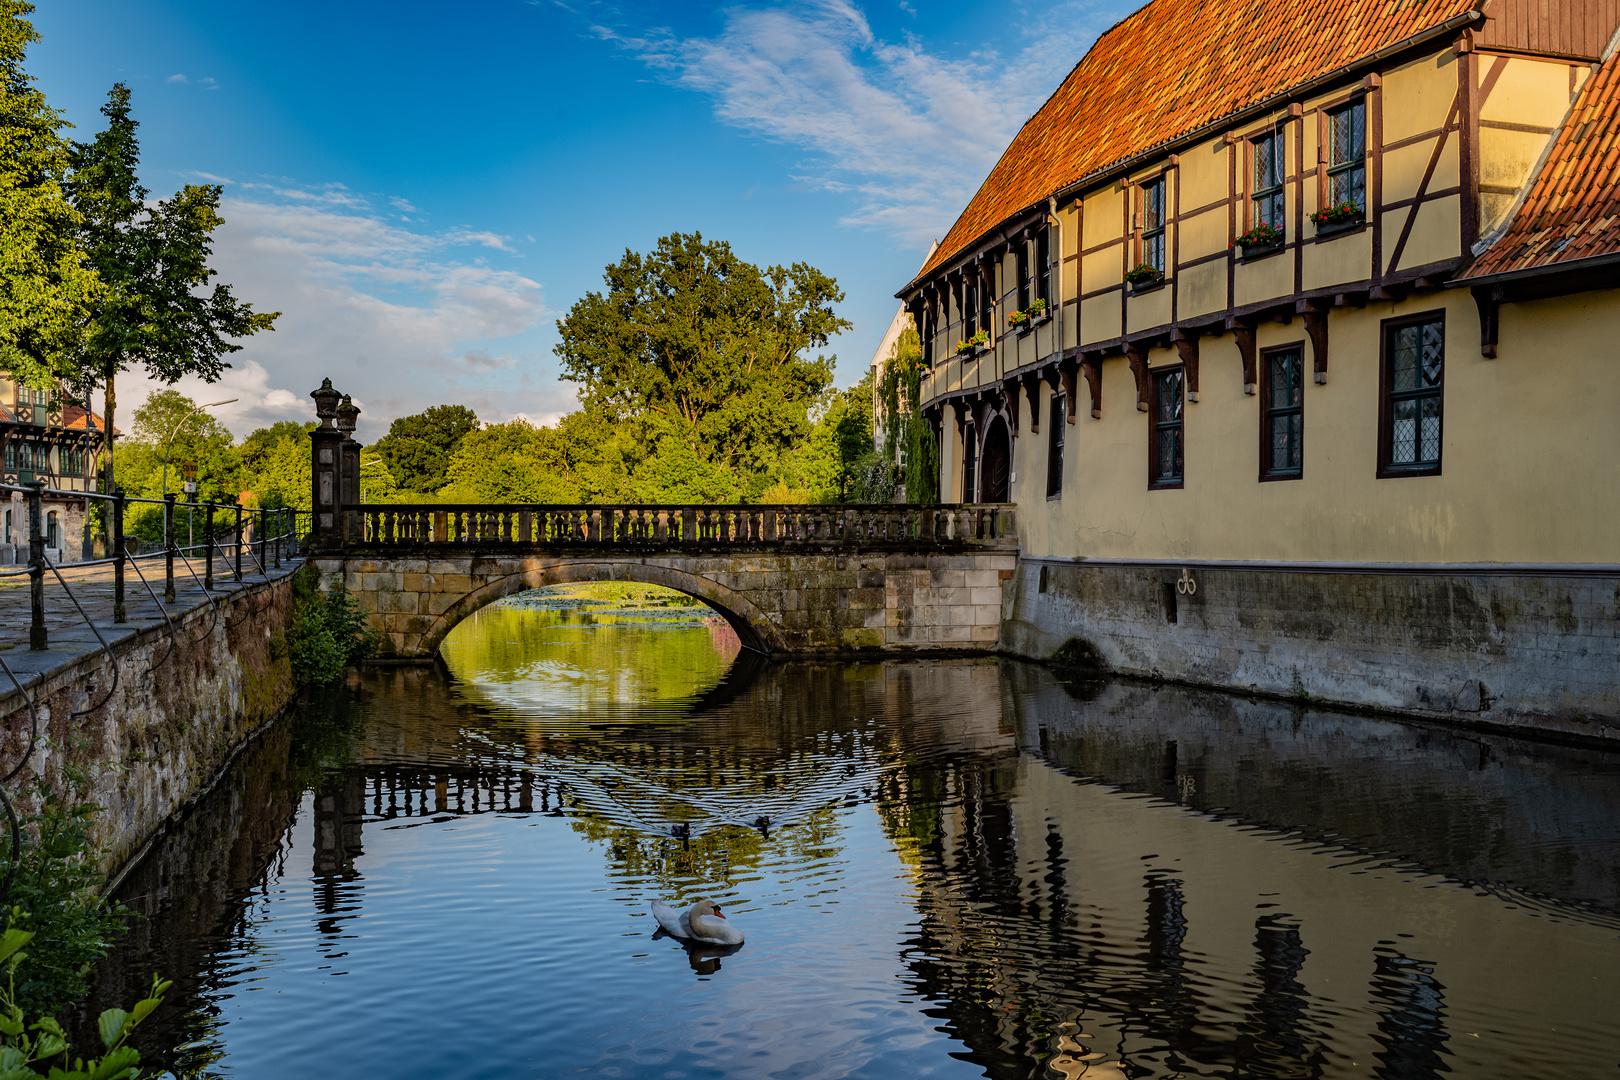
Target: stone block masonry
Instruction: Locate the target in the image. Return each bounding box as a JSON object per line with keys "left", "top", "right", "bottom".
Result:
{"left": 314, "top": 551, "right": 1020, "bottom": 658}
{"left": 0, "top": 569, "right": 299, "bottom": 879}
{"left": 1004, "top": 558, "right": 1620, "bottom": 743}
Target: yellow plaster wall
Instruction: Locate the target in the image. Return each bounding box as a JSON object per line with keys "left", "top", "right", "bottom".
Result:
{"left": 1380, "top": 50, "right": 1459, "bottom": 145}
{"left": 1178, "top": 205, "right": 1228, "bottom": 262}
{"left": 1382, "top": 139, "right": 1442, "bottom": 206}
{"left": 1081, "top": 295, "right": 1122, "bottom": 345}
{"left": 1177, "top": 261, "right": 1226, "bottom": 320}
{"left": 1179, "top": 139, "right": 1229, "bottom": 209}
{"left": 1009, "top": 288, "right": 1620, "bottom": 565}
{"left": 1481, "top": 56, "right": 1577, "bottom": 127}
{"left": 1127, "top": 288, "right": 1172, "bottom": 334}
{"left": 1082, "top": 188, "right": 1123, "bottom": 249}
{"left": 1081, "top": 244, "right": 1124, "bottom": 294}
{"left": 1302, "top": 227, "right": 1372, "bottom": 290}
{"left": 1395, "top": 193, "right": 1462, "bottom": 271}
{"left": 1235, "top": 250, "right": 1293, "bottom": 307}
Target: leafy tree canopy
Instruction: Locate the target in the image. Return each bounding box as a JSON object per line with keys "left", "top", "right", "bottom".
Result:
{"left": 0, "top": 1, "right": 99, "bottom": 389}
{"left": 65, "top": 81, "right": 279, "bottom": 485}
{"left": 555, "top": 232, "right": 848, "bottom": 479}
{"left": 371, "top": 403, "right": 479, "bottom": 493}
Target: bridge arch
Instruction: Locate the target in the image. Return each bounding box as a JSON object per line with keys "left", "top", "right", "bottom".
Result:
{"left": 418, "top": 559, "right": 781, "bottom": 659}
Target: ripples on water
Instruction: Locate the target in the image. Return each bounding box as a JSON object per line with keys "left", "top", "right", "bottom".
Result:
{"left": 88, "top": 586, "right": 1620, "bottom": 1079}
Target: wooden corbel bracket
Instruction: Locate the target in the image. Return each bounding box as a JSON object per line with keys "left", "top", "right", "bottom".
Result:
{"left": 1232, "top": 323, "right": 1259, "bottom": 395}
{"left": 1303, "top": 309, "right": 1329, "bottom": 383}
{"left": 1059, "top": 361, "right": 1078, "bottom": 424}
{"left": 1000, "top": 379, "right": 1021, "bottom": 435}
{"left": 1171, "top": 329, "right": 1201, "bottom": 402}
{"left": 1079, "top": 357, "right": 1103, "bottom": 418}
{"left": 1022, "top": 375, "right": 1042, "bottom": 433}
{"left": 1124, "top": 344, "right": 1151, "bottom": 412}
{"left": 1472, "top": 285, "right": 1501, "bottom": 358}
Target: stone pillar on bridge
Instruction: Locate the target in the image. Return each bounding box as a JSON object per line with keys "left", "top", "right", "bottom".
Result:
{"left": 336, "top": 394, "right": 362, "bottom": 542}
{"left": 309, "top": 379, "right": 343, "bottom": 549}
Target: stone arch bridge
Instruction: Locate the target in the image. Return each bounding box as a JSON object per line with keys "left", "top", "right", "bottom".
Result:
{"left": 310, "top": 503, "right": 1018, "bottom": 659}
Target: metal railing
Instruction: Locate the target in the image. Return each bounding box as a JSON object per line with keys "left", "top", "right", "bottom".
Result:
{"left": 333, "top": 502, "right": 1018, "bottom": 552}
{"left": 0, "top": 481, "right": 308, "bottom": 652}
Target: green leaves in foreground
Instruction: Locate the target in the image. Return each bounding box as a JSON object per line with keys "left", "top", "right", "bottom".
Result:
{"left": 0, "top": 922, "right": 169, "bottom": 1080}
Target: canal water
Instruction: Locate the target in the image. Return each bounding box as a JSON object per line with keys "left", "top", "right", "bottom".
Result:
{"left": 91, "top": 585, "right": 1620, "bottom": 1079}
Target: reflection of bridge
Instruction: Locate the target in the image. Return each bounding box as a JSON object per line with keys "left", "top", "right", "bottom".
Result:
{"left": 303, "top": 379, "right": 1020, "bottom": 659}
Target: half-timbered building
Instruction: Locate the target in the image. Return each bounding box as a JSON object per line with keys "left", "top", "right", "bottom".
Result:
{"left": 898, "top": 0, "right": 1620, "bottom": 732}
{"left": 0, "top": 374, "right": 107, "bottom": 564}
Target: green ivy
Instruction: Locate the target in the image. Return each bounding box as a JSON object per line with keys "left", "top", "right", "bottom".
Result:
{"left": 288, "top": 566, "right": 376, "bottom": 686}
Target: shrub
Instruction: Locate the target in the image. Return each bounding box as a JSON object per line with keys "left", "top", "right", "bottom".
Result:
{"left": 0, "top": 758, "right": 127, "bottom": 1016}
{"left": 288, "top": 566, "right": 376, "bottom": 686}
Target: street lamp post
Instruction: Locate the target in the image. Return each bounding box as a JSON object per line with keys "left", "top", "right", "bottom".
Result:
{"left": 161, "top": 398, "right": 238, "bottom": 498}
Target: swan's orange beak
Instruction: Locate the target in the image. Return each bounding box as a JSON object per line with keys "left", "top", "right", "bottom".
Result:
{"left": 713, "top": 908, "right": 726, "bottom": 918}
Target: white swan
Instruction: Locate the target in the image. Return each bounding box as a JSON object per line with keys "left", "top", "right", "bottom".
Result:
{"left": 651, "top": 898, "right": 745, "bottom": 945}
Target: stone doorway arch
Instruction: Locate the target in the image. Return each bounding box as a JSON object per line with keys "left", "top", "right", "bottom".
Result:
{"left": 979, "top": 416, "right": 1012, "bottom": 502}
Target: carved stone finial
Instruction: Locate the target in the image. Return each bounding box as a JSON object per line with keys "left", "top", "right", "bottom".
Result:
{"left": 310, "top": 379, "right": 342, "bottom": 427}
{"left": 335, "top": 394, "right": 361, "bottom": 434}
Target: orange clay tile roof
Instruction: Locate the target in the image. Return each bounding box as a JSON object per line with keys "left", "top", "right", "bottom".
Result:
{"left": 1461, "top": 49, "right": 1620, "bottom": 280}
{"left": 59, "top": 406, "right": 117, "bottom": 434}
{"left": 909, "top": 0, "right": 1482, "bottom": 289}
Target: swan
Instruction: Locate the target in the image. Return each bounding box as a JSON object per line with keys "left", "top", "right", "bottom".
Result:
{"left": 651, "top": 898, "right": 745, "bottom": 945}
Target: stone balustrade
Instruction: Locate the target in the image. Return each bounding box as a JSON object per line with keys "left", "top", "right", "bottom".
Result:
{"left": 331, "top": 502, "right": 1017, "bottom": 553}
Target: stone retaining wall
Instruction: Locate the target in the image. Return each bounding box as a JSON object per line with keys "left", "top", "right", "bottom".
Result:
{"left": 1003, "top": 557, "right": 1620, "bottom": 743}
{"left": 0, "top": 574, "right": 297, "bottom": 877}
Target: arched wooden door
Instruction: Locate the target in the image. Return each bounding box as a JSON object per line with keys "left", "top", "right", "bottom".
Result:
{"left": 979, "top": 416, "right": 1011, "bottom": 502}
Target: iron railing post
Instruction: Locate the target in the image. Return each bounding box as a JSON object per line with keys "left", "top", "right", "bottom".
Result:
{"left": 204, "top": 500, "right": 215, "bottom": 591}
{"left": 25, "top": 481, "right": 45, "bottom": 650}
{"left": 233, "top": 501, "right": 244, "bottom": 582}
{"left": 273, "top": 507, "right": 282, "bottom": 568}
{"left": 256, "top": 508, "right": 267, "bottom": 573}
{"left": 111, "top": 488, "right": 126, "bottom": 623}
{"left": 164, "top": 492, "right": 177, "bottom": 602}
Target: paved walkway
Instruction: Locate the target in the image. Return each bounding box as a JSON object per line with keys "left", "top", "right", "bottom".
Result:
{"left": 0, "top": 546, "right": 303, "bottom": 691}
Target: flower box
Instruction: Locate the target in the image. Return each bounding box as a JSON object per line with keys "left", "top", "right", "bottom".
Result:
{"left": 1311, "top": 201, "right": 1364, "bottom": 238}
{"left": 1232, "top": 224, "right": 1284, "bottom": 261}
{"left": 1124, "top": 264, "right": 1164, "bottom": 294}
{"left": 954, "top": 330, "right": 990, "bottom": 357}
{"left": 1238, "top": 239, "right": 1285, "bottom": 261}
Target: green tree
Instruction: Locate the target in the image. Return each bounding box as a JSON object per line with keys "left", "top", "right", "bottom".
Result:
{"left": 555, "top": 232, "right": 848, "bottom": 486}
{"left": 875, "top": 326, "right": 938, "bottom": 504}
{"left": 370, "top": 404, "right": 480, "bottom": 493}
{"left": 0, "top": 2, "right": 99, "bottom": 393}
{"left": 66, "top": 82, "right": 279, "bottom": 488}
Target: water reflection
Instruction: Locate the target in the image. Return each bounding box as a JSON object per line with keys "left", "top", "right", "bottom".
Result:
{"left": 85, "top": 610, "right": 1620, "bottom": 1079}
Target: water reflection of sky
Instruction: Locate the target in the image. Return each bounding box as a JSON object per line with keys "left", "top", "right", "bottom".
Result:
{"left": 91, "top": 602, "right": 1620, "bottom": 1080}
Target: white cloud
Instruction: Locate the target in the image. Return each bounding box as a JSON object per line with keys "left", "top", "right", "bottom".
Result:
{"left": 165, "top": 73, "right": 219, "bottom": 89}
{"left": 108, "top": 180, "right": 563, "bottom": 443}
{"left": 600, "top": 0, "right": 1132, "bottom": 244}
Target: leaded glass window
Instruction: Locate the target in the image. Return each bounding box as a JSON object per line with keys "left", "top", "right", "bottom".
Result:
{"left": 1328, "top": 101, "right": 1366, "bottom": 211}
{"left": 1036, "top": 226, "right": 1051, "bottom": 304}
{"left": 962, "top": 277, "right": 976, "bottom": 339}
{"left": 1253, "top": 128, "right": 1285, "bottom": 230}
{"left": 1387, "top": 317, "right": 1444, "bottom": 470}
{"left": 1142, "top": 179, "right": 1166, "bottom": 272}
{"left": 962, "top": 424, "right": 977, "bottom": 502}
{"left": 1152, "top": 369, "right": 1184, "bottom": 485}
{"left": 1266, "top": 349, "right": 1303, "bottom": 475}
{"left": 1046, "top": 394, "right": 1064, "bottom": 497}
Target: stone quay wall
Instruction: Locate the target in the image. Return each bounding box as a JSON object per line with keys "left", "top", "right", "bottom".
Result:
{"left": 1002, "top": 557, "right": 1620, "bottom": 744}
{"left": 0, "top": 572, "right": 297, "bottom": 878}
{"left": 315, "top": 551, "right": 1020, "bottom": 658}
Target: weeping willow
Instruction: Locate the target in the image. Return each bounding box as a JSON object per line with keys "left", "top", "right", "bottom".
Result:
{"left": 876, "top": 327, "right": 939, "bottom": 504}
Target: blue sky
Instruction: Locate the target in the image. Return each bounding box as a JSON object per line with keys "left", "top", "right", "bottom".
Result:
{"left": 28, "top": 0, "right": 1136, "bottom": 441}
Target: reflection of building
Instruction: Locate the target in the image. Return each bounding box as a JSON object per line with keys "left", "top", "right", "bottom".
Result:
{"left": 896, "top": 0, "right": 1620, "bottom": 729}
{"left": 0, "top": 374, "right": 109, "bottom": 564}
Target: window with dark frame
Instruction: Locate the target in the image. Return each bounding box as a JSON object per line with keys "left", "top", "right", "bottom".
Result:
{"left": 1142, "top": 179, "right": 1166, "bottom": 272}
{"left": 1016, "top": 243, "right": 1031, "bottom": 312}
{"left": 977, "top": 270, "right": 993, "bottom": 337}
{"left": 1036, "top": 226, "right": 1052, "bottom": 305}
{"left": 1150, "top": 368, "right": 1184, "bottom": 487}
{"left": 1046, "top": 394, "right": 1064, "bottom": 497}
{"left": 1327, "top": 100, "right": 1367, "bottom": 211}
{"left": 1383, "top": 314, "right": 1444, "bottom": 473}
{"left": 962, "top": 423, "right": 978, "bottom": 502}
{"left": 1263, "top": 347, "right": 1304, "bottom": 477}
{"left": 922, "top": 299, "right": 935, "bottom": 366}
{"left": 963, "top": 277, "right": 977, "bottom": 339}
{"left": 1252, "top": 128, "right": 1285, "bottom": 230}
{"left": 2, "top": 442, "right": 13, "bottom": 471}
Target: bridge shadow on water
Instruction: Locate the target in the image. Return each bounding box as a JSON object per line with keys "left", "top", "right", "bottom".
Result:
{"left": 76, "top": 596, "right": 1620, "bottom": 1080}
